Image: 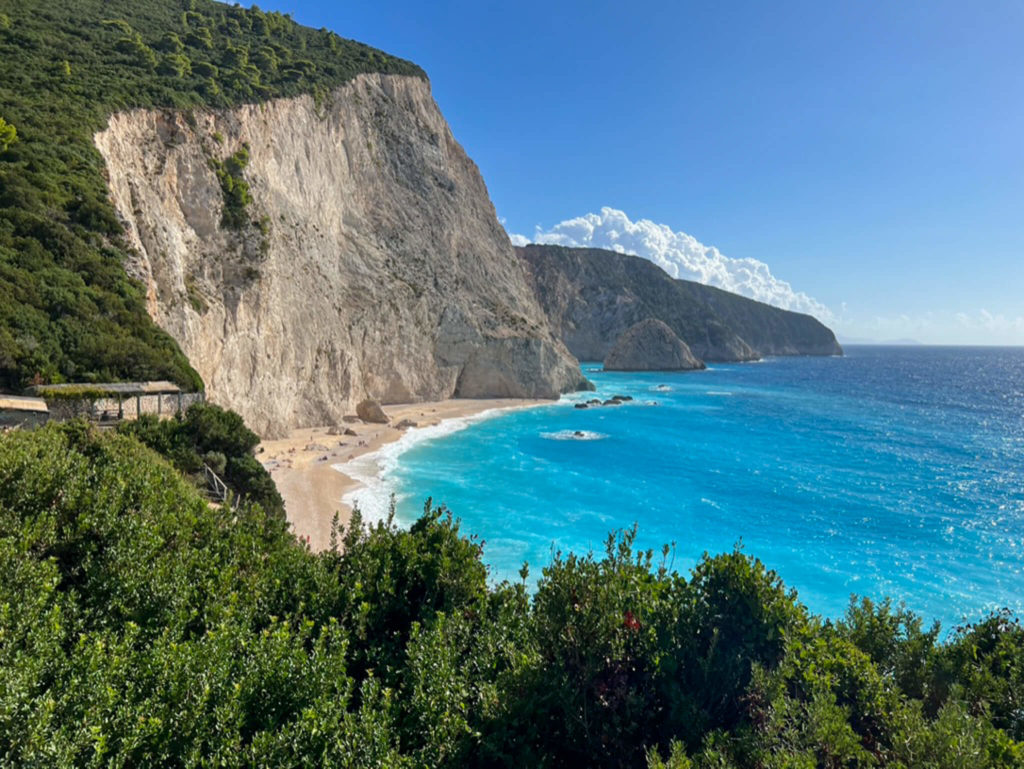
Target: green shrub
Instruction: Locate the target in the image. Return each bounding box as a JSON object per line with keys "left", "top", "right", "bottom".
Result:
{"left": 213, "top": 144, "right": 253, "bottom": 229}
{"left": 0, "top": 116, "right": 15, "bottom": 152}
{"left": 670, "top": 549, "right": 804, "bottom": 740}
{"left": 186, "top": 27, "right": 214, "bottom": 50}
{"left": 157, "top": 52, "right": 192, "bottom": 78}
{"left": 115, "top": 34, "right": 158, "bottom": 70}
{"left": 155, "top": 31, "right": 185, "bottom": 54}
{"left": 2, "top": 423, "right": 1022, "bottom": 766}
{"left": 0, "top": 422, "right": 405, "bottom": 766}
{"left": 325, "top": 502, "right": 490, "bottom": 686}
{"left": 118, "top": 402, "right": 283, "bottom": 517}
{"left": 192, "top": 59, "right": 218, "bottom": 79}
{"left": 929, "top": 610, "right": 1024, "bottom": 741}
{"left": 836, "top": 596, "right": 939, "bottom": 700}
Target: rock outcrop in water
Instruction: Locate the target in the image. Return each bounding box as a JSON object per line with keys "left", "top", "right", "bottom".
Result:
{"left": 95, "top": 74, "right": 588, "bottom": 436}
{"left": 604, "top": 319, "right": 704, "bottom": 371}
{"left": 518, "top": 244, "right": 842, "bottom": 364}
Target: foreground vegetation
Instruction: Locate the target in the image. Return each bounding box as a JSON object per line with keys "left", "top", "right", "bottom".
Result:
{"left": 117, "top": 402, "right": 284, "bottom": 518}
{"left": 0, "top": 0, "right": 423, "bottom": 391}
{"left": 1, "top": 423, "right": 1021, "bottom": 767}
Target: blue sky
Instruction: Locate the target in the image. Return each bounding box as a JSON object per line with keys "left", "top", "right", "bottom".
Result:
{"left": 265, "top": 0, "right": 1022, "bottom": 344}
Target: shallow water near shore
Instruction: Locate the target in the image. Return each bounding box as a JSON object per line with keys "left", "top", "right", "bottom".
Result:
{"left": 379, "top": 346, "right": 1024, "bottom": 628}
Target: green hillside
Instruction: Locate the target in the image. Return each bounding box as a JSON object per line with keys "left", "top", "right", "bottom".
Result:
{"left": 0, "top": 0, "right": 424, "bottom": 391}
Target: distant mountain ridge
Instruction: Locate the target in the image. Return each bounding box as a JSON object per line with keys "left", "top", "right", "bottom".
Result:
{"left": 518, "top": 244, "right": 843, "bottom": 365}
{"left": 839, "top": 336, "right": 925, "bottom": 346}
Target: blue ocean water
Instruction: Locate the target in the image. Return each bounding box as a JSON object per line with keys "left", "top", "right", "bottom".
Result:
{"left": 383, "top": 346, "right": 1024, "bottom": 627}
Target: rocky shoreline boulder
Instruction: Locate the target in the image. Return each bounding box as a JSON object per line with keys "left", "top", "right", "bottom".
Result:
{"left": 356, "top": 399, "right": 389, "bottom": 424}
{"left": 604, "top": 319, "right": 705, "bottom": 372}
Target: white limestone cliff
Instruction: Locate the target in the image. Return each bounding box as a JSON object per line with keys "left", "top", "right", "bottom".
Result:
{"left": 96, "top": 73, "right": 586, "bottom": 436}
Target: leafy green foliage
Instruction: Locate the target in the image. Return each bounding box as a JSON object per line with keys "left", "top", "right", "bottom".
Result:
{"left": 475, "top": 536, "right": 807, "bottom": 768}
{"left": 837, "top": 596, "right": 941, "bottom": 701}
{"left": 213, "top": 144, "right": 254, "bottom": 229}
{"left": 930, "top": 611, "right": 1024, "bottom": 741}
{"left": 325, "top": 502, "right": 490, "bottom": 687}
{"left": 1, "top": 424, "right": 1022, "bottom": 767}
{"left": 0, "top": 422, "right": 406, "bottom": 766}
{"left": 0, "top": 0, "right": 423, "bottom": 391}
{"left": 117, "top": 401, "right": 283, "bottom": 517}
{"left": 0, "top": 116, "right": 15, "bottom": 151}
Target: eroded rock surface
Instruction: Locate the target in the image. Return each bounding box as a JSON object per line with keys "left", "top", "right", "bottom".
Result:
{"left": 356, "top": 399, "right": 388, "bottom": 424}
{"left": 519, "top": 244, "right": 843, "bottom": 364}
{"left": 604, "top": 319, "right": 704, "bottom": 371}
{"left": 96, "top": 74, "right": 586, "bottom": 436}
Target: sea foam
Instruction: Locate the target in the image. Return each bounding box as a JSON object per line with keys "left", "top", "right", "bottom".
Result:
{"left": 337, "top": 406, "right": 531, "bottom": 524}
{"left": 540, "top": 430, "right": 608, "bottom": 441}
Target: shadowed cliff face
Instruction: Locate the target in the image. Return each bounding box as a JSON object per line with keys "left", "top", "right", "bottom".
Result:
{"left": 95, "top": 74, "right": 586, "bottom": 436}
{"left": 604, "top": 318, "right": 704, "bottom": 371}
{"left": 518, "top": 245, "right": 843, "bottom": 364}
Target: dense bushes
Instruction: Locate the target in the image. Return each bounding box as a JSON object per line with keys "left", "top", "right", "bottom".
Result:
{"left": 0, "top": 0, "right": 423, "bottom": 391}
{"left": 0, "top": 422, "right": 400, "bottom": 766}
{"left": 1, "top": 424, "right": 1022, "bottom": 767}
{"left": 117, "top": 401, "right": 284, "bottom": 517}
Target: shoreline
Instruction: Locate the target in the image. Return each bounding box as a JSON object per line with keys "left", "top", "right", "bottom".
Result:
{"left": 257, "top": 398, "right": 548, "bottom": 551}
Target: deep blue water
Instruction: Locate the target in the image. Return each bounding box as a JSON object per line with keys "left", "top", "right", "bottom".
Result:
{"left": 379, "top": 347, "right": 1024, "bottom": 627}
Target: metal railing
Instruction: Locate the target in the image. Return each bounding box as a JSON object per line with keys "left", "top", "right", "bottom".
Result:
{"left": 202, "top": 463, "right": 230, "bottom": 504}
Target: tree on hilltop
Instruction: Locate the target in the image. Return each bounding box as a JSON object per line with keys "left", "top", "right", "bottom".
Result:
{"left": 0, "top": 116, "right": 16, "bottom": 152}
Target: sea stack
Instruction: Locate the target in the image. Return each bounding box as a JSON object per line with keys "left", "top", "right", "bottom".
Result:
{"left": 604, "top": 319, "right": 705, "bottom": 371}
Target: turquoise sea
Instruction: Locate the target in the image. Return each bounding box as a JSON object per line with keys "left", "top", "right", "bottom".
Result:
{"left": 350, "top": 346, "right": 1024, "bottom": 628}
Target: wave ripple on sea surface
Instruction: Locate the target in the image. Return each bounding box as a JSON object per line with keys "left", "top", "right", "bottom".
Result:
{"left": 372, "top": 346, "right": 1024, "bottom": 628}
{"left": 541, "top": 430, "right": 608, "bottom": 441}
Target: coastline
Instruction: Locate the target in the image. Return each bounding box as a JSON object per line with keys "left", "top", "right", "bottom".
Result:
{"left": 258, "top": 398, "right": 548, "bottom": 551}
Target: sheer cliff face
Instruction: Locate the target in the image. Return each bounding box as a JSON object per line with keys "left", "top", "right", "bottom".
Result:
{"left": 518, "top": 245, "right": 843, "bottom": 364}
{"left": 95, "top": 74, "right": 585, "bottom": 436}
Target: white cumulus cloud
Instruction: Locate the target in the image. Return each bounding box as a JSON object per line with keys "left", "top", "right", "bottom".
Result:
{"left": 509, "top": 207, "right": 833, "bottom": 321}
{"left": 956, "top": 309, "right": 1024, "bottom": 334}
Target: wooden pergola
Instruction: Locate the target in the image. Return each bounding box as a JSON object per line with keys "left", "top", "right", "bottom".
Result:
{"left": 28, "top": 381, "right": 186, "bottom": 420}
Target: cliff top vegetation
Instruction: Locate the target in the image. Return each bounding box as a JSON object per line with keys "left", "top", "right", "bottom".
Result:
{"left": 0, "top": 0, "right": 423, "bottom": 392}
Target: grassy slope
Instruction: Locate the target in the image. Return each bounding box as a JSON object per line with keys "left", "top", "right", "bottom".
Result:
{"left": 0, "top": 0, "right": 423, "bottom": 391}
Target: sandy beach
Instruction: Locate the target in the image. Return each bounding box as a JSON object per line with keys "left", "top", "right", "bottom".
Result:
{"left": 258, "top": 399, "right": 545, "bottom": 551}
